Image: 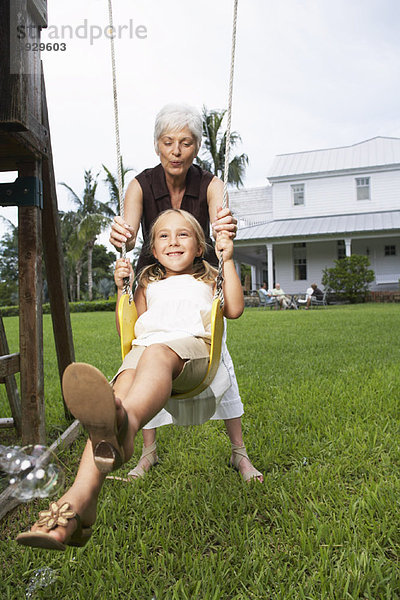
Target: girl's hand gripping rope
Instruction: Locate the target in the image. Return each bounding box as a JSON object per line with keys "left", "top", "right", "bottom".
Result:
{"left": 114, "top": 258, "right": 134, "bottom": 291}
{"left": 215, "top": 231, "right": 234, "bottom": 262}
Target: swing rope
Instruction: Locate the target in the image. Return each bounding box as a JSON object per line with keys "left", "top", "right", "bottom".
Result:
{"left": 215, "top": 0, "right": 239, "bottom": 307}
{"left": 108, "top": 0, "right": 239, "bottom": 307}
{"left": 107, "top": 0, "right": 239, "bottom": 372}
{"left": 107, "top": 0, "right": 133, "bottom": 302}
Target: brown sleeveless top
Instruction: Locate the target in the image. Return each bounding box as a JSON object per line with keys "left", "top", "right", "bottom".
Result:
{"left": 135, "top": 163, "right": 217, "bottom": 272}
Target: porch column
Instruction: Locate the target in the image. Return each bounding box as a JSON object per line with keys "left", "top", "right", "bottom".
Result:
{"left": 234, "top": 261, "right": 241, "bottom": 278}
{"left": 266, "top": 243, "right": 274, "bottom": 291}
{"left": 345, "top": 238, "right": 352, "bottom": 257}
{"left": 250, "top": 265, "right": 257, "bottom": 290}
{"left": 256, "top": 265, "right": 263, "bottom": 287}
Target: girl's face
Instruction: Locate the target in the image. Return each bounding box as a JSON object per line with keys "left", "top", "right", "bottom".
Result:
{"left": 152, "top": 212, "right": 202, "bottom": 276}
{"left": 157, "top": 126, "right": 198, "bottom": 179}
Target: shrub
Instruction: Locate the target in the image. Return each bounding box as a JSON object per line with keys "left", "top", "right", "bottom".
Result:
{"left": 0, "top": 299, "right": 116, "bottom": 317}
{"left": 68, "top": 299, "right": 116, "bottom": 313}
{"left": 322, "top": 255, "right": 374, "bottom": 303}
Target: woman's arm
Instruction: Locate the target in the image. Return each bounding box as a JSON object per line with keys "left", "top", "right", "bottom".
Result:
{"left": 109, "top": 178, "right": 143, "bottom": 252}
{"left": 207, "top": 177, "right": 237, "bottom": 239}
{"left": 215, "top": 232, "right": 244, "bottom": 319}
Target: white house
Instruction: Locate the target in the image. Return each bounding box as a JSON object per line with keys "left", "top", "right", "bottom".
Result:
{"left": 232, "top": 137, "right": 400, "bottom": 293}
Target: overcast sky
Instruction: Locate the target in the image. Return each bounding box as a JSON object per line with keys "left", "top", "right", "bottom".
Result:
{"left": 2, "top": 0, "right": 400, "bottom": 242}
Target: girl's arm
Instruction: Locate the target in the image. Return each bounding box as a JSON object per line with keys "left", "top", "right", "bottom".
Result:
{"left": 207, "top": 177, "right": 237, "bottom": 239}
{"left": 215, "top": 232, "right": 244, "bottom": 319}
{"left": 114, "top": 259, "right": 147, "bottom": 337}
{"left": 109, "top": 179, "right": 143, "bottom": 252}
{"left": 133, "top": 284, "right": 147, "bottom": 316}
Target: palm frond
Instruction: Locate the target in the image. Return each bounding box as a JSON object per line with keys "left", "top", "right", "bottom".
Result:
{"left": 102, "top": 156, "right": 135, "bottom": 216}
{"left": 0, "top": 216, "right": 17, "bottom": 232}
{"left": 197, "top": 106, "right": 248, "bottom": 186}
{"left": 59, "top": 182, "right": 83, "bottom": 208}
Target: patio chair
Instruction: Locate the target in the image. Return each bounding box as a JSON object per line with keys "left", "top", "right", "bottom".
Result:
{"left": 310, "top": 291, "right": 328, "bottom": 308}
{"left": 258, "top": 289, "right": 276, "bottom": 309}
{"left": 285, "top": 295, "right": 298, "bottom": 310}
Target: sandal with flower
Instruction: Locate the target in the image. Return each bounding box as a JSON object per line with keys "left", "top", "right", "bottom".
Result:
{"left": 16, "top": 501, "right": 92, "bottom": 551}
{"left": 62, "top": 362, "right": 129, "bottom": 473}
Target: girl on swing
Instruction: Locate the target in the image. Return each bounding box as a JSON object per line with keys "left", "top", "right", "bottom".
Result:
{"left": 16, "top": 208, "right": 244, "bottom": 550}
{"left": 110, "top": 103, "right": 263, "bottom": 483}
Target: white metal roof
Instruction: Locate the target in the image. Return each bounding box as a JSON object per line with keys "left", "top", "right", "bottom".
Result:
{"left": 229, "top": 186, "right": 272, "bottom": 214}
{"left": 235, "top": 210, "right": 400, "bottom": 243}
{"left": 268, "top": 137, "right": 400, "bottom": 180}
{"left": 229, "top": 186, "right": 272, "bottom": 226}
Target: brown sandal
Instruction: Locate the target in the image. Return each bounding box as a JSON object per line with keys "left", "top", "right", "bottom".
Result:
{"left": 16, "top": 501, "right": 92, "bottom": 551}
{"left": 62, "top": 362, "right": 129, "bottom": 473}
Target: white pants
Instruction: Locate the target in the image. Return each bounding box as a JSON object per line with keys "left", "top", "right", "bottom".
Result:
{"left": 143, "top": 328, "right": 244, "bottom": 429}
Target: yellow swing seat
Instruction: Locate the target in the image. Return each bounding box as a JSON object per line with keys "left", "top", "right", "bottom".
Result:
{"left": 117, "top": 293, "right": 224, "bottom": 399}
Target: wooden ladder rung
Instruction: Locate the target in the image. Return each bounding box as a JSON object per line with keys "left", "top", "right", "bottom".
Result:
{"left": 0, "top": 353, "right": 20, "bottom": 378}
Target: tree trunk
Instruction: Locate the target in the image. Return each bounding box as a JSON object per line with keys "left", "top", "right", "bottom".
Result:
{"left": 69, "top": 271, "right": 75, "bottom": 302}
{"left": 87, "top": 240, "right": 94, "bottom": 301}
{"left": 76, "top": 259, "right": 82, "bottom": 301}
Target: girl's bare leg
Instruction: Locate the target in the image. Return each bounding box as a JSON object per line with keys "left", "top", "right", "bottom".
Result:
{"left": 113, "top": 344, "right": 184, "bottom": 434}
{"left": 28, "top": 345, "right": 184, "bottom": 544}
{"left": 29, "top": 439, "right": 105, "bottom": 543}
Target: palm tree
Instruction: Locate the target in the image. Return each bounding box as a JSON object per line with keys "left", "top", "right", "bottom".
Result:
{"left": 103, "top": 158, "right": 143, "bottom": 268}
{"left": 196, "top": 106, "right": 249, "bottom": 187}
{"left": 102, "top": 157, "right": 134, "bottom": 216}
{"left": 60, "top": 171, "right": 113, "bottom": 301}
{"left": 59, "top": 210, "right": 85, "bottom": 301}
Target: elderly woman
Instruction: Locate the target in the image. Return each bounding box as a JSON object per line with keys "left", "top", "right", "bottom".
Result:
{"left": 109, "top": 103, "right": 262, "bottom": 483}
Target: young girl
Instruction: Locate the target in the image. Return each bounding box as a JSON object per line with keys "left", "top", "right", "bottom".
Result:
{"left": 16, "top": 209, "right": 244, "bottom": 550}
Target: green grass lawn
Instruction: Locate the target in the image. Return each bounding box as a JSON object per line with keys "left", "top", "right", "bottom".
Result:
{"left": 1, "top": 304, "right": 400, "bottom": 599}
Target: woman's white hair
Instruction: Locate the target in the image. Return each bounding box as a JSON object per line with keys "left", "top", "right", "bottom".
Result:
{"left": 154, "top": 103, "right": 203, "bottom": 153}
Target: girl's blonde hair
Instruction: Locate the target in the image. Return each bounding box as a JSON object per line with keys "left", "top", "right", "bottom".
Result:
{"left": 138, "top": 209, "right": 217, "bottom": 287}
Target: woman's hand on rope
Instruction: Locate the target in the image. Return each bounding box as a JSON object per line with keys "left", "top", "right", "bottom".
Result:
{"left": 114, "top": 258, "right": 134, "bottom": 290}
{"left": 215, "top": 231, "right": 234, "bottom": 262}
{"left": 109, "top": 216, "right": 136, "bottom": 250}
{"left": 212, "top": 206, "right": 237, "bottom": 240}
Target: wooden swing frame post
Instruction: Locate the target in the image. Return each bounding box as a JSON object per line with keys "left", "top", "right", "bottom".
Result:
{"left": 0, "top": 0, "right": 76, "bottom": 445}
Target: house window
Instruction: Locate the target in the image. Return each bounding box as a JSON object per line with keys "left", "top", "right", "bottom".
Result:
{"left": 355, "top": 177, "right": 370, "bottom": 200}
{"left": 337, "top": 240, "right": 346, "bottom": 260}
{"left": 384, "top": 245, "right": 396, "bottom": 256}
{"left": 291, "top": 184, "right": 305, "bottom": 206}
{"left": 293, "top": 242, "right": 307, "bottom": 280}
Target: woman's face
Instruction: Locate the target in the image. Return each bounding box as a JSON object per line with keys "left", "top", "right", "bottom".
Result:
{"left": 157, "top": 126, "right": 198, "bottom": 179}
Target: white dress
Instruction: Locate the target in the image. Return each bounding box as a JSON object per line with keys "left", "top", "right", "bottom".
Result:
{"left": 141, "top": 276, "right": 243, "bottom": 430}
{"left": 133, "top": 275, "right": 213, "bottom": 348}
{"left": 133, "top": 275, "right": 231, "bottom": 427}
